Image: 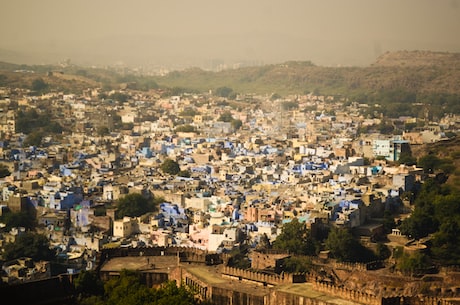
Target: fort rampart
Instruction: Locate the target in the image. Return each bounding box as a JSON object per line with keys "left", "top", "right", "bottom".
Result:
{"left": 222, "top": 265, "right": 305, "bottom": 286}
{"left": 3, "top": 246, "right": 457, "bottom": 305}
{"left": 313, "top": 280, "right": 381, "bottom": 305}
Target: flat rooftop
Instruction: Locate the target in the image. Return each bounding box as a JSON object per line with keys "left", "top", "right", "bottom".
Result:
{"left": 100, "top": 255, "right": 179, "bottom": 273}
{"left": 277, "top": 283, "right": 365, "bottom": 305}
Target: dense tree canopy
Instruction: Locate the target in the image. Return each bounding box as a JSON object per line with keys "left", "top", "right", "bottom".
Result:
{"left": 418, "top": 154, "right": 454, "bottom": 174}
{"left": 16, "top": 108, "right": 63, "bottom": 139}
{"left": 398, "top": 176, "right": 460, "bottom": 265}
{"left": 175, "top": 125, "right": 197, "bottom": 133}
{"left": 215, "top": 86, "right": 234, "bottom": 98}
{"left": 160, "top": 158, "right": 181, "bottom": 175}
{"left": 394, "top": 249, "right": 432, "bottom": 276}
{"left": 217, "top": 111, "right": 234, "bottom": 123}
{"left": 2, "top": 232, "right": 55, "bottom": 261}
{"left": 0, "top": 211, "right": 36, "bottom": 231}
{"left": 73, "top": 270, "right": 104, "bottom": 298}
{"left": 272, "top": 218, "right": 317, "bottom": 256}
{"left": 278, "top": 256, "right": 312, "bottom": 273}
{"left": 31, "top": 78, "right": 49, "bottom": 93}
{"left": 0, "top": 163, "right": 11, "bottom": 178}
{"left": 324, "top": 227, "right": 376, "bottom": 263}
{"left": 116, "top": 193, "right": 159, "bottom": 219}
{"left": 75, "top": 270, "right": 205, "bottom": 305}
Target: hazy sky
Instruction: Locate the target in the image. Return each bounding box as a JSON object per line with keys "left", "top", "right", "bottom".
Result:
{"left": 1, "top": 0, "right": 460, "bottom": 68}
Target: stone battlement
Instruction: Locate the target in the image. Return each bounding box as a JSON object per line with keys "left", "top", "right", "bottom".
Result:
{"left": 313, "top": 281, "right": 381, "bottom": 305}
{"left": 221, "top": 266, "right": 305, "bottom": 286}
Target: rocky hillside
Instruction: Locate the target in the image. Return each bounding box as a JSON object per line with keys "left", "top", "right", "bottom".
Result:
{"left": 372, "top": 50, "right": 460, "bottom": 68}
{"left": 151, "top": 50, "right": 460, "bottom": 96}
{"left": 411, "top": 136, "right": 460, "bottom": 190}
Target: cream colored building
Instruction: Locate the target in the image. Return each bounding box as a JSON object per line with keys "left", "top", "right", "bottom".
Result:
{"left": 113, "top": 217, "right": 138, "bottom": 238}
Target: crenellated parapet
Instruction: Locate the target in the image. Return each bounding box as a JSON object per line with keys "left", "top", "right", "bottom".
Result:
{"left": 97, "top": 245, "right": 222, "bottom": 269}
{"left": 313, "top": 280, "right": 381, "bottom": 305}
{"left": 221, "top": 266, "right": 306, "bottom": 286}
{"left": 382, "top": 296, "right": 457, "bottom": 305}
{"left": 329, "top": 260, "right": 368, "bottom": 272}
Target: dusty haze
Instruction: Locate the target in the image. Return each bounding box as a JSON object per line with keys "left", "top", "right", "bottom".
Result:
{"left": 1, "top": 0, "right": 459, "bottom": 69}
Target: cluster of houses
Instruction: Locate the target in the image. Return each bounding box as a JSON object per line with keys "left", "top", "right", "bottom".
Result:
{"left": 0, "top": 81, "right": 459, "bottom": 283}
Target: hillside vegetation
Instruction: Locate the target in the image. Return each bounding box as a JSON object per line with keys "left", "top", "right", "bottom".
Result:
{"left": 1, "top": 50, "right": 459, "bottom": 104}
{"left": 0, "top": 51, "right": 460, "bottom": 120}
{"left": 412, "top": 136, "right": 460, "bottom": 191}
{"left": 150, "top": 51, "right": 460, "bottom": 96}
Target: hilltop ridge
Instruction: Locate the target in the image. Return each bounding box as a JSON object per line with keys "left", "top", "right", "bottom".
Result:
{"left": 372, "top": 50, "right": 460, "bottom": 67}
{"left": 1, "top": 50, "right": 460, "bottom": 97}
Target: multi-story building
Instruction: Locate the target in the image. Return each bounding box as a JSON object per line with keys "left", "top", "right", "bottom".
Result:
{"left": 372, "top": 139, "right": 410, "bottom": 161}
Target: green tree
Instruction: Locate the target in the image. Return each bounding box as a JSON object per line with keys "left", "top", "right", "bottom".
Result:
{"left": 273, "top": 218, "right": 317, "bottom": 255}
{"left": 378, "top": 121, "right": 395, "bottom": 134}
{"left": 179, "top": 108, "right": 198, "bottom": 117}
{"left": 98, "top": 270, "right": 202, "bottom": 305}
{"left": 0, "top": 74, "right": 7, "bottom": 86}
{"left": 23, "top": 130, "right": 44, "bottom": 147}
{"left": 418, "top": 154, "right": 441, "bottom": 173}
{"left": 44, "top": 121, "right": 63, "bottom": 134}
{"left": 217, "top": 111, "right": 234, "bottom": 122}
{"left": 399, "top": 178, "right": 442, "bottom": 239}
{"left": 270, "top": 93, "right": 281, "bottom": 101}
{"left": 16, "top": 109, "right": 41, "bottom": 134}
{"left": 104, "top": 270, "right": 151, "bottom": 305}
{"left": 375, "top": 243, "right": 392, "bottom": 260}
{"left": 397, "top": 147, "right": 417, "bottom": 166}
{"left": 255, "top": 233, "right": 272, "bottom": 251}
{"left": 175, "top": 125, "right": 197, "bottom": 133}
{"left": 231, "top": 119, "right": 242, "bottom": 131}
{"left": 227, "top": 244, "right": 251, "bottom": 269}
{"left": 0, "top": 163, "right": 11, "bottom": 178}
{"left": 418, "top": 154, "right": 455, "bottom": 174}
{"left": 278, "top": 256, "right": 312, "bottom": 273}
{"left": 116, "top": 193, "right": 158, "bottom": 219}
{"left": 108, "top": 92, "right": 129, "bottom": 103}
{"left": 3, "top": 232, "right": 55, "bottom": 261}
{"left": 397, "top": 252, "right": 432, "bottom": 276}
{"left": 0, "top": 211, "right": 36, "bottom": 231}
{"left": 281, "top": 101, "right": 298, "bottom": 110}
{"left": 215, "top": 86, "right": 233, "bottom": 98}
{"left": 426, "top": 192, "right": 460, "bottom": 264}
{"left": 151, "top": 280, "right": 202, "bottom": 305}
{"left": 430, "top": 217, "right": 460, "bottom": 265}
{"left": 161, "top": 158, "right": 180, "bottom": 175}
{"left": 324, "top": 227, "right": 376, "bottom": 262}
{"left": 74, "top": 270, "right": 104, "bottom": 298}
{"left": 97, "top": 126, "right": 110, "bottom": 137}
{"left": 382, "top": 210, "right": 396, "bottom": 234}
{"left": 178, "top": 169, "right": 191, "bottom": 178}
{"left": 31, "top": 78, "right": 49, "bottom": 93}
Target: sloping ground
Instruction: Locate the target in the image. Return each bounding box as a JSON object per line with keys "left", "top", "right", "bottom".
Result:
{"left": 411, "top": 136, "right": 460, "bottom": 190}
{"left": 0, "top": 69, "right": 101, "bottom": 92}
{"left": 372, "top": 50, "right": 460, "bottom": 68}
{"left": 334, "top": 267, "right": 460, "bottom": 298}
{"left": 152, "top": 51, "right": 460, "bottom": 95}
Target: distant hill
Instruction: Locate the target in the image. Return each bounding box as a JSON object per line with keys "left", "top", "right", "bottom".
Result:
{"left": 0, "top": 62, "right": 122, "bottom": 92}
{"left": 150, "top": 51, "right": 460, "bottom": 96}
{"left": 0, "top": 69, "right": 101, "bottom": 93}
{"left": 1, "top": 50, "right": 460, "bottom": 98}
{"left": 372, "top": 50, "right": 460, "bottom": 68}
